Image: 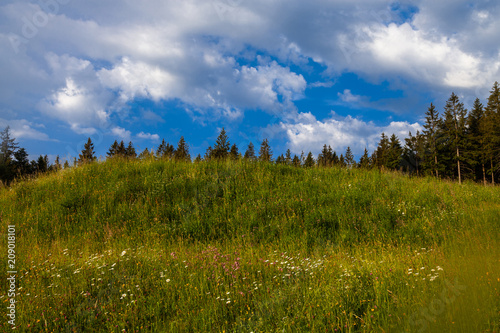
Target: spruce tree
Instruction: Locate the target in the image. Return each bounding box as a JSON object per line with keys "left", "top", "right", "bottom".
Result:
{"left": 358, "top": 148, "right": 370, "bottom": 169}
{"left": 466, "top": 98, "right": 486, "bottom": 184}
{"left": 244, "top": 142, "right": 256, "bottom": 160}
{"left": 107, "top": 140, "right": 119, "bottom": 158}
{"left": 422, "top": 103, "right": 442, "bottom": 177}
{"left": 78, "top": 138, "right": 96, "bottom": 165}
{"left": 304, "top": 152, "right": 315, "bottom": 168}
{"left": 174, "top": 136, "right": 190, "bottom": 162}
{"left": 483, "top": 82, "right": 500, "bottom": 184}
{"left": 138, "top": 148, "right": 152, "bottom": 160}
{"left": 229, "top": 144, "right": 239, "bottom": 161}
{"left": 258, "top": 139, "right": 272, "bottom": 162}
{"left": 194, "top": 154, "right": 202, "bottom": 163}
{"left": 387, "top": 134, "right": 403, "bottom": 170}
{"left": 212, "top": 128, "right": 230, "bottom": 160}
{"left": 292, "top": 155, "right": 301, "bottom": 167}
{"left": 13, "top": 148, "right": 31, "bottom": 176}
{"left": 442, "top": 93, "right": 467, "bottom": 183}
{"left": 125, "top": 141, "right": 136, "bottom": 158}
{"left": 344, "top": 146, "right": 355, "bottom": 168}
{"left": 63, "top": 160, "right": 70, "bottom": 169}
{"left": 374, "top": 133, "right": 390, "bottom": 169}
{"left": 285, "top": 149, "right": 292, "bottom": 165}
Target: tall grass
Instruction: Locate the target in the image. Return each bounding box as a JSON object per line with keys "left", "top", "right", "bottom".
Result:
{"left": 0, "top": 158, "right": 499, "bottom": 332}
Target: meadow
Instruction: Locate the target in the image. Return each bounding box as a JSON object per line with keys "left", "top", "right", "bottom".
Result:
{"left": 0, "top": 158, "right": 499, "bottom": 332}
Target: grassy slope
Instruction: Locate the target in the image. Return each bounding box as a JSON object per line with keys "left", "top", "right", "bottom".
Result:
{"left": 0, "top": 158, "right": 499, "bottom": 332}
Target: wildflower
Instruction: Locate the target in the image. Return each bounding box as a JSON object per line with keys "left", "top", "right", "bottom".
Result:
{"left": 121, "top": 251, "right": 126, "bottom": 256}
{"left": 166, "top": 279, "right": 171, "bottom": 283}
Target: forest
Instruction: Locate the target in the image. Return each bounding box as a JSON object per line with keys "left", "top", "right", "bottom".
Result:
{"left": 1, "top": 82, "right": 499, "bottom": 186}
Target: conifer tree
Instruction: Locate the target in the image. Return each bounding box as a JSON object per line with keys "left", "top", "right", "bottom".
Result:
{"left": 285, "top": 149, "right": 292, "bottom": 165}
{"left": 304, "top": 152, "right": 315, "bottom": 168}
{"left": 117, "top": 141, "right": 127, "bottom": 157}
{"left": 156, "top": 139, "right": 174, "bottom": 159}
{"left": 292, "top": 155, "right": 301, "bottom": 167}
{"left": 466, "top": 98, "right": 486, "bottom": 184}
{"left": 229, "top": 144, "right": 239, "bottom": 161}
{"left": 63, "top": 160, "right": 70, "bottom": 169}
{"left": 422, "top": 103, "right": 442, "bottom": 177}
{"left": 442, "top": 92, "right": 467, "bottom": 183}
{"left": 358, "top": 148, "right": 371, "bottom": 169}
{"left": 275, "top": 154, "right": 285, "bottom": 164}
{"left": 194, "top": 154, "right": 202, "bottom": 163}
{"left": 318, "top": 144, "right": 332, "bottom": 167}
{"left": 54, "top": 155, "right": 62, "bottom": 171}
{"left": 0, "top": 126, "right": 18, "bottom": 165}
{"left": 78, "top": 138, "right": 96, "bottom": 165}
{"left": 138, "top": 148, "right": 152, "bottom": 160}
{"left": 125, "top": 141, "right": 136, "bottom": 158}
{"left": 374, "top": 133, "right": 390, "bottom": 169}
{"left": 403, "top": 131, "right": 424, "bottom": 175}
{"left": 344, "top": 146, "right": 355, "bottom": 168}
{"left": 204, "top": 146, "right": 213, "bottom": 161}
{"left": 12, "top": 148, "right": 31, "bottom": 176}
{"left": 244, "top": 142, "right": 256, "bottom": 160}
{"left": 107, "top": 140, "right": 119, "bottom": 158}
{"left": 258, "top": 139, "right": 272, "bottom": 162}
{"left": 174, "top": 136, "right": 190, "bottom": 162}
{"left": 387, "top": 134, "right": 403, "bottom": 170}
{"left": 212, "top": 128, "right": 230, "bottom": 160}
{"left": 483, "top": 81, "right": 500, "bottom": 184}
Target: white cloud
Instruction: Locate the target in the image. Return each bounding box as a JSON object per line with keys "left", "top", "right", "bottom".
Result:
{"left": 0, "top": 118, "right": 52, "bottom": 141}
{"left": 278, "top": 111, "right": 422, "bottom": 157}
{"left": 136, "top": 132, "right": 160, "bottom": 141}
{"left": 111, "top": 126, "right": 131, "bottom": 141}
{"left": 338, "top": 89, "right": 362, "bottom": 103}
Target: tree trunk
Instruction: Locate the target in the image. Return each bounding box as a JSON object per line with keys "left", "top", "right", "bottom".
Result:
{"left": 482, "top": 163, "right": 487, "bottom": 186}
{"left": 492, "top": 159, "right": 495, "bottom": 185}
{"left": 457, "top": 147, "right": 461, "bottom": 184}
{"left": 434, "top": 154, "right": 438, "bottom": 178}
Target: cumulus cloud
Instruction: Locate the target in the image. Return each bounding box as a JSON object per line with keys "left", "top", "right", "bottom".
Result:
{"left": 0, "top": 118, "right": 52, "bottom": 141}
{"left": 111, "top": 126, "right": 131, "bottom": 141}
{"left": 277, "top": 111, "right": 421, "bottom": 157}
{"left": 136, "top": 132, "right": 160, "bottom": 141}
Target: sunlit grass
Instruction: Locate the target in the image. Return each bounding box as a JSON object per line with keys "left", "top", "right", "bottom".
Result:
{"left": 0, "top": 158, "right": 499, "bottom": 332}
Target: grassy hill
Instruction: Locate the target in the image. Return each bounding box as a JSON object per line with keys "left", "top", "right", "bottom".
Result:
{"left": 1, "top": 158, "right": 499, "bottom": 332}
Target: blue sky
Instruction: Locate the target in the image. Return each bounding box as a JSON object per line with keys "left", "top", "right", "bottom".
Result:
{"left": 1, "top": 0, "right": 499, "bottom": 162}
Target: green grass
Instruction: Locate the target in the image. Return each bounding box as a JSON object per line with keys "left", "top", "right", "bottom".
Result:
{"left": 1, "top": 158, "right": 499, "bottom": 332}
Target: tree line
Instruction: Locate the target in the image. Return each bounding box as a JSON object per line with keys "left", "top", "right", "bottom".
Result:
{"left": 1, "top": 83, "right": 499, "bottom": 186}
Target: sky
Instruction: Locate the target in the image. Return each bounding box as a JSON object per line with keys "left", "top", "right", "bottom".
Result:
{"left": 1, "top": 0, "right": 499, "bottom": 162}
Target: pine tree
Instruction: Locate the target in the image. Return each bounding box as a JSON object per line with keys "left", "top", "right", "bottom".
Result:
{"left": 63, "top": 160, "right": 70, "bottom": 169}
{"left": 117, "top": 141, "right": 127, "bottom": 157}
{"left": 212, "top": 128, "right": 230, "bottom": 160}
{"left": 229, "top": 144, "right": 239, "bottom": 161}
{"left": 174, "top": 136, "right": 190, "bottom": 162}
{"left": 78, "top": 138, "right": 96, "bottom": 165}
{"left": 258, "top": 139, "right": 272, "bottom": 162}
{"left": 304, "top": 152, "right": 315, "bottom": 167}
{"left": 244, "top": 142, "right": 256, "bottom": 160}
{"left": 344, "top": 146, "right": 355, "bottom": 168}
{"left": 53, "top": 155, "right": 62, "bottom": 171}
{"left": 194, "top": 154, "right": 202, "bottom": 163}
{"left": 442, "top": 93, "right": 467, "bottom": 183}
{"left": 125, "top": 141, "right": 136, "bottom": 158}
{"left": 422, "top": 103, "right": 442, "bottom": 177}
